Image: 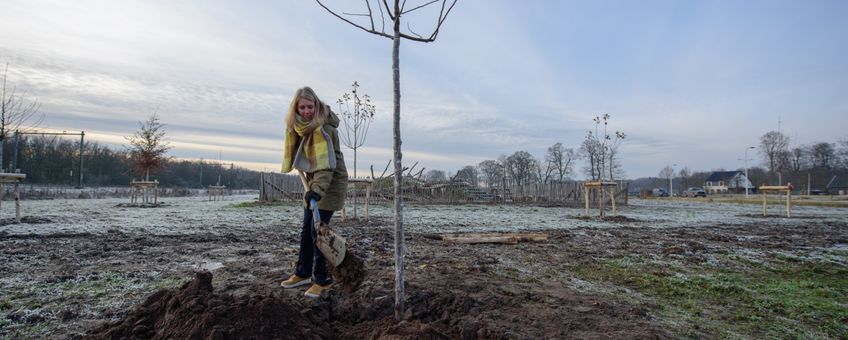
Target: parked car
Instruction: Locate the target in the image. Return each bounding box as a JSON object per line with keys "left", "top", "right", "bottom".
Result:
{"left": 685, "top": 187, "right": 707, "bottom": 197}
{"left": 651, "top": 188, "right": 669, "bottom": 197}
{"left": 808, "top": 189, "right": 826, "bottom": 195}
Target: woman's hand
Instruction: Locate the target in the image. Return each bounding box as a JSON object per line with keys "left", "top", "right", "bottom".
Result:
{"left": 305, "top": 190, "right": 322, "bottom": 205}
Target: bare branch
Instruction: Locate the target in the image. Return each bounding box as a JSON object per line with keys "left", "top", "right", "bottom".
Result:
{"left": 428, "top": 0, "right": 458, "bottom": 41}
{"left": 406, "top": 22, "right": 423, "bottom": 39}
{"left": 405, "top": 161, "right": 419, "bottom": 177}
{"left": 382, "top": 0, "right": 396, "bottom": 20}
{"left": 365, "top": 0, "right": 375, "bottom": 31}
{"left": 315, "top": 0, "right": 393, "bottom": 39}
{"left": 401, "top": 0, "right": 438, "bottom": 14}
{"left": 397, "top": 32, "right": 433, "bottom": 42}
{"left": 1, "top": 62, "right": 44, "bottom": 140}
{"left": 379, "top": 159, "right": 391, "bottom": 178}
{"left": 377, "top": 0, "right": 386, "bottom": 31}
{"left": 342, "top": 12, "right": 371, "bottom": 16}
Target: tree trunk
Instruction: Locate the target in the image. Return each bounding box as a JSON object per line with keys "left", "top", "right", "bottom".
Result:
{"left": 391, "top": 5, "right": 405, "bottom": 321}
{"left": 353, "top": 147, "right": 358, "bottom": 220}
{"left": 0, "top": 136, "right": 5, "bottom": 172}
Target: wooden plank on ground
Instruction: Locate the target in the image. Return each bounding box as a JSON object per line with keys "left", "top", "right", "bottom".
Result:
{"left": 433, "top": 232, "right": 548, "bottom": 244}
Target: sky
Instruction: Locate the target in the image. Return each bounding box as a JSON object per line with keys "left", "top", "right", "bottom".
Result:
{"left": 1, "top": 0, "right": 846, "bottom": 179}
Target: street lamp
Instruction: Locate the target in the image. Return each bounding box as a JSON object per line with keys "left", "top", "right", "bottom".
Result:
{"left": 669, "top": 163, "right": 677, "bottom": 197}
{"left": 743, "top": 146, "right": 755, "bottom": 197}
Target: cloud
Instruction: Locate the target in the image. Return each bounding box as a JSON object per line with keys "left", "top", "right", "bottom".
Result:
{"left": 2, "top": 0, "right": 846, "bottom": 180}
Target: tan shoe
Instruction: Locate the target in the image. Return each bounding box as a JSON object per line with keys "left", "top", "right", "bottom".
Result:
{"left": 304, "top": 283, "right": 331, "bottom": 298}
{"left": 280, "top": 275, "right": 311, "bottom": 288}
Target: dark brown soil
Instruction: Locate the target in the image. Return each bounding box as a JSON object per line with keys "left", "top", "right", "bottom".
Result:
{"left": 0, "top": 216, "right": 53, "bottom": 226}
{"left": 736, "top": 213, "right": 825, "bottom": 219}
{"left": 89, "top": 267, "right": 670, "bottom": 340}
{"left": 114, "top": 203, "right": 170, "bottom": 208}
{"left": 570, "top": 214, "right": 643, "bottom": 222}
{"left": 331, "top": 249, "right": 365, "bottom": 293}
{"left": 10, "top": 202, "right": 843, "bottom": 339}
{"left": 86, "top": 271, "right": 333, "bottom": 340}
{"left": 83, "top": 222, "right": 675, "bottom": 340}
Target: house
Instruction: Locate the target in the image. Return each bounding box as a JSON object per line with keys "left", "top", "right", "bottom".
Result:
{"left": 704, "top": 171, "right": 753, "bottom": 194}
{"left": 826, "top": 175, "right": 848, "bottom": 195}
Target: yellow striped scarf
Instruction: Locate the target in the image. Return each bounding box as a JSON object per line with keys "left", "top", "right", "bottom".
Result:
{"left": 281, "top": 115, "right": 336, "bottom": 173}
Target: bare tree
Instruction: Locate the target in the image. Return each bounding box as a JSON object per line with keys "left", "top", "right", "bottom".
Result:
{"left": 809, "top": 142, "right": 836, "bottom": 169}
{"left": 316, "top": 0, "right": 458, "bottom": 318}
{"left": 658, "top": 165, "right": 674, "bottom": 192}
{"left": 536, "top": 153, "right": 554, "bottom": 185}
{"left": 545, "top": 142, "right": 577, "bottom": 182}
{"left": 477, "top": 159, "right": 502, "bottom": 188}
{"left": 606, "top": 130, "right": 626, "bottom": 180}
{"left": 580, "top": 133, "right": 603, "bottom": 180}
{"left": 759, "top": 131, "right": 790, "bottom": 175}
{"left": 839, "top": 137, "right": 848, "bottom": 170}
{"left": 789, "top": 146, "right": 806, "bottom": 173}
{"left": 126, "top": 113, "right": 171, "bottom": 180}
{"left": 506, "top": 150, "right": 537, "bottom": 188}
{"left": 337, "top": 81, "right": 376, "bottom": 178}
{"left": 1, "top": 63, "right": 44, "bottom": 170}
{"left": 337, "top": 81, "right": 375, "bottom": 220}
{"left": 596, "top": 114, "right": 625, "bottom": 180}
{"left": 746, "top": 166, "right": 768, "bottom": 187}
{"left": 678, "top": 166, "right": 692, "bottom": 189}
{"left": 423, "top": 169, "right": 446, "bottom": 183}
{"left": 580, "top": 114, "right": 624, "bottom": 181}
{"left": 453, "top": 165, "right": 478, "bottom": 186}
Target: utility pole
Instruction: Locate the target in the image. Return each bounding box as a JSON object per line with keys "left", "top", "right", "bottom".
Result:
{"left": 669, "top": 164, "right": 677, "bottom": 196}
{"left": 199, "top": 158, "right": 203, "bottom": 188}
{"left": 742, "top": 146, "right": 755, "bottom": 197}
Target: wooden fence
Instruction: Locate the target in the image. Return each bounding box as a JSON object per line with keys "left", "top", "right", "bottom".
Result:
{"left": 259, "top": 172, "right": 628, "bottom": 206}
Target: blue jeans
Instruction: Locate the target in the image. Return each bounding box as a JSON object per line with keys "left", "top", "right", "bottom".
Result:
{"left": 295, "top": 208, "right": 334, "bottom": 285}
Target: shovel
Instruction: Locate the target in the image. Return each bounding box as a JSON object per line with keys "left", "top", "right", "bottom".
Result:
{"left": 299, "top": 171, "right": 347, "bottom": 267}
{"left": 309, "top": 198, "right": 347, "bottom": 267}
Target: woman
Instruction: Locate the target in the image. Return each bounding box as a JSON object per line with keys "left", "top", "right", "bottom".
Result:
{"left": 279, "top": 86, "right": 348, "bottom": 298}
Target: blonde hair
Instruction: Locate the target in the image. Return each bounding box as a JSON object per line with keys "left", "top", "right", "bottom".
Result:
{"left": 285, "top": 86, "right": 327, "bottom": 129}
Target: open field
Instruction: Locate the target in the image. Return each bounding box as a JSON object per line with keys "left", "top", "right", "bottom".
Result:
{"left": 670, "top": 194, "right": 848, "bottom": 208}
{"left": 1, "top": 195, "right": 846, "bottom": 338}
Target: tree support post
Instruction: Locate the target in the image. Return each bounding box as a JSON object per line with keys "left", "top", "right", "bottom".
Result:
{"left": 759, "top": 183, "right": 793, "bottom": 217}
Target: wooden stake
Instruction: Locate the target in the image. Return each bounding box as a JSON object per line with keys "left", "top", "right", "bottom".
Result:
{"left": 365, "top": 182, "right": 371, "bottom": 223}
{"left": 787, "top": 190, "right": 791, "bottom": 218}
{"left": 15, "top": 183, "right": 21, "bottom": 223}
{"left": 599, "top": 186, "right": 605, "bottom": 218}
{"left": 610, "top": 186, "right": 617, "bottom": 216}
{"left": 762, "top": 190, "right": 767, "bottom": 216}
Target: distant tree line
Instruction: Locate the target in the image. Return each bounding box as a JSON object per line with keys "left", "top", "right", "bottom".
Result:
{"left": 755, "top": 131, "right": 848, "bottom": 190}
{"left": 419, "top": 141, "right": 582, "bottom": 190}
{"left": 416, "top": 115, "right": 627, "bottom": 191}
{"left": 4, "top": 135, "right": 261, "bottom": 188}
{"left": 644, "top": 132, "right": 848, "bottom": 194}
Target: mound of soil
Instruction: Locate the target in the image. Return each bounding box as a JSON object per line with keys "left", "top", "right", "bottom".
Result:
{"left": 331, "top": 249, "right": 365, "bottom": 293}
{"left": 86, "top": 271, "right": 332, "bottom": 340}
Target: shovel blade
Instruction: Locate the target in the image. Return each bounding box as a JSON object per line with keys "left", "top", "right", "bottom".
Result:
{"left": 316, "top": 228, "right": 346, "bottom": 267}
{"left": 310, "top": 198, "right": 346, "bottom": 267}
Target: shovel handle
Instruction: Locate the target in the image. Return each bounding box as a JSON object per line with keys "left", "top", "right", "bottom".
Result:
{"left": 310, "top": 198, "right": 320, "bottom": 231}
